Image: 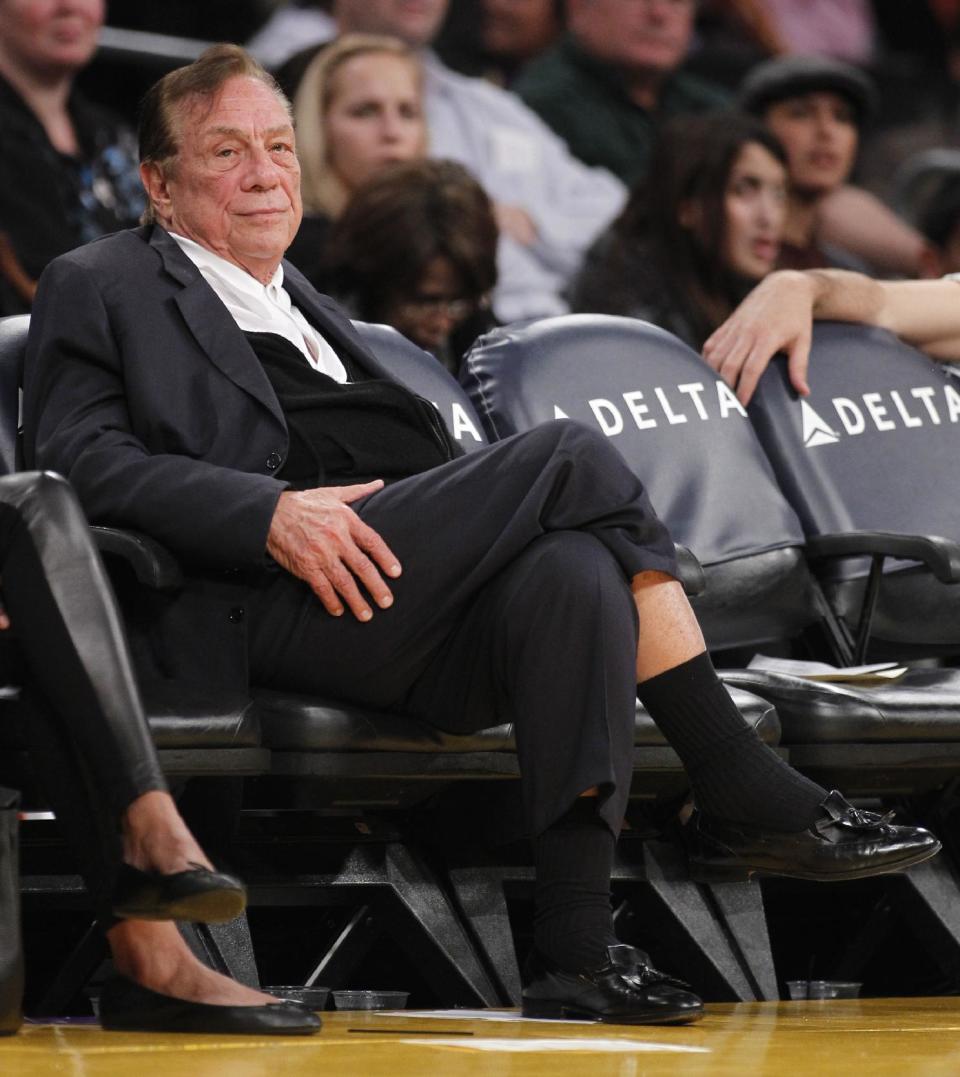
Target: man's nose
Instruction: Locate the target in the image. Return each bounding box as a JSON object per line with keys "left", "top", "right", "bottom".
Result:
{"left": 244, "top": 146, "right": 280, "bottom": 187}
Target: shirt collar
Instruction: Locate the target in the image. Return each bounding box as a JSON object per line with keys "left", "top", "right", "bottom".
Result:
{"left": 168, "top": 232, "right": 284, "bottom": 296}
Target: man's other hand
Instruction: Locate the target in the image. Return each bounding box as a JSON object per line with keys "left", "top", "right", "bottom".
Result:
{"left": 702, "top": 271, "right": 815, "bottom": 405}
{"left": 266, "top": 482, "right": 401, "bottom": 621}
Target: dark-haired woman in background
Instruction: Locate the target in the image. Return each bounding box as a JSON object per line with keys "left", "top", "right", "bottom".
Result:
{"left": 325, "top": 158, "right": 499, "bottom": 373}
{"left": 570, "top": 113, "right": 787, "bottom": 351}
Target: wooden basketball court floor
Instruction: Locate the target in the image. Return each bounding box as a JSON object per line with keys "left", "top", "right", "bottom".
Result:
{"left": 4, "top": 997, "right": 960, "bottom": 1076}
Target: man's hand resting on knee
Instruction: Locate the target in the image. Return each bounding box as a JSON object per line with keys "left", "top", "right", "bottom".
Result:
{"left": 266, "top": 481, "right": 402, "bottom": 621}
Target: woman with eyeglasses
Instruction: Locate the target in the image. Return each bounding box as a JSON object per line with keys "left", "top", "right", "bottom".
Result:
{"left": 324, "top": 158, "right": 498, "bottom": 372}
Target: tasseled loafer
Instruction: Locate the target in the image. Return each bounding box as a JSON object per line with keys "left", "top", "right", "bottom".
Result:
{"left": 522, "top": 943, "right": 704, "bottom": 1024}
{"left": 685, "top": 791, "right": 941, "bottom": 883}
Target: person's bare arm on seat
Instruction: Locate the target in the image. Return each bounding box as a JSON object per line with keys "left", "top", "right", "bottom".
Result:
{"left": 266, "top": 480, "right": 402, "bottom": 622}
{"left": 702, "top": 269, "right": 960, "bottom": 405}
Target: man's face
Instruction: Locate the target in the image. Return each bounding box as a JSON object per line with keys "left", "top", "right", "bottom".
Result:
{"left": 481, "top": 0, "right": 559, "bottom": 61}
{"left": 0, "top": 0, "right": 103, "bottom": 76}
{"left": 568, "top": 0, "right": 695, "bottom": 75}
{"left": 142, "top": 76, "right": 302, "bottom": 282}
{"left": 334, "top": 0, "right": 448, "bottom": 48}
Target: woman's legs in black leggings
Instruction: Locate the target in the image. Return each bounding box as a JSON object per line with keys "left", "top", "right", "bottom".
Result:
{"left": 0, "top": 473, "right": 277, "bottom": 1008}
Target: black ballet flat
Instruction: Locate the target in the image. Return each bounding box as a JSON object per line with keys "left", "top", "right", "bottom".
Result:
{"left": 112, "top": 862, "right": 246, "bottom": 923}
{"left": 98, "top": 975, "right": 321, "bottom": 1035}
{"left": 522, "top": 944, "right": 704, "bottom": 1025}
{"left": 685, "top": 791, "right": 941, "bottom": 883}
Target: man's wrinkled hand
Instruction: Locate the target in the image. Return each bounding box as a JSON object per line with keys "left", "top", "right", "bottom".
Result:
{"left": 266, "top": 481, "right": 401, "bottom": 622}
{"left": 702, "top": 271, "right": 815, "bottom": 406}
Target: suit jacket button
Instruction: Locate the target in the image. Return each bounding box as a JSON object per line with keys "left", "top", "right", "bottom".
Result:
{"left": 266, "top": 452, "right": 282, "bottom": 470}
{"left": 228, "top": 607, "right": 245, "bottom": 623}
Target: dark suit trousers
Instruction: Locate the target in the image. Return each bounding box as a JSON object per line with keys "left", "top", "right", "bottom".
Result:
{"left": 0, "top": 472, "right": 166, "bottom": 919}
{"left": 247, "top": 420, "right": 678, "bottom": 837}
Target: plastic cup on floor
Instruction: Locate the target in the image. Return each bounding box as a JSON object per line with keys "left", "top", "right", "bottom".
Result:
{"left": 807, "top": 980, "right": 861, "bottom": 999}
{"left": 264, "top": 985, "right": 330, "bottom": 1010}
{"left": 785, "top": 980, "right": 808, "bottom": 1000}
{"left": 332, "top": 990, "right": 410, "bottom": 1011}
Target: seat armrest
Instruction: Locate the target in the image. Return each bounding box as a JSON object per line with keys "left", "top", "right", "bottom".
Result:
{"left": 91, "top": 526, "right": 184, "bottom": 590}
{"left": 806, "top": 531, "right": 960, "bottom": 584}
{"left": 674, "top": 543, "right": 706, "bottom": 596}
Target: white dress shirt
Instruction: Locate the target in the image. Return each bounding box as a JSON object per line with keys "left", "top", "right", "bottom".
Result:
{"left": 169, "top": 232, "right": 348, "bottom": 383}
{"left": 421, "top": 52, "right": 626, "bottom": 323}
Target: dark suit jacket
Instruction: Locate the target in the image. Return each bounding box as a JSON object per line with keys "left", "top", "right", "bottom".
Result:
{"left": 21, "top": 225, "right": 408, "bottom": 686}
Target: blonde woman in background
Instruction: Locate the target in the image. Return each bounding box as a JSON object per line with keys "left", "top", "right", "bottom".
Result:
{"left": 286, "top": 34, "right": 427, "bottom": 287}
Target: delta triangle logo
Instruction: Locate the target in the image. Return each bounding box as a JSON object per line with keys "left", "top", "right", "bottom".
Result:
{"left": 800, "top": 400, "right": 841, "bottom": 448}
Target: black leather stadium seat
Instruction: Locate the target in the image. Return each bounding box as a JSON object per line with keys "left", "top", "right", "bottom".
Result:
{"left": 463, "top": 314, "right": 960, "bottom": 988}
{"left": 747, "top": 322, "right": 960, "bottom": 660}
{"left": 463, "top": 314, "right": 825, "bottom": 653}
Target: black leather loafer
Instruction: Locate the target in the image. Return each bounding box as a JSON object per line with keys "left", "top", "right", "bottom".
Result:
{"left": 686, "top": 791, "right": 941, "bottom": 883}
{"left": 522, "top": 944, "right": 704, "bottom": 1025}
{"left": 112, "top": 863, "right": 246, "bottom": 923}
{"left": 98, "top": 976, "right": 321, "bottom": 1035}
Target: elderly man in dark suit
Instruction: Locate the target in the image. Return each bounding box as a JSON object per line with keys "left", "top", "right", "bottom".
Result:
{"left": 22, "top": 45, "right": 938, "bottom": 1027}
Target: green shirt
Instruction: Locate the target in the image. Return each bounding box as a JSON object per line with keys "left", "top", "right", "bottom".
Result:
{"left": 515, "top": 35, "right": 730, "bottom": 188}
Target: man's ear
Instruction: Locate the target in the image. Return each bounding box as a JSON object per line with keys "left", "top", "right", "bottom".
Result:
{"left": 140, "top": 160, "right": 173, "bottom": 222}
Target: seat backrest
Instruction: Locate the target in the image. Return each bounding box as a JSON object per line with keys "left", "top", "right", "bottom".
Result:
{"left": 352, "top": 321, "right": 488, "bottom": 452}
{"left": 0, "top": 316, "right": 28, "bottom": 476}
{"left": 462, "top": 314, "right": 817, "bottom": 650}
{"left": 748, "top": 322, "right": 960, "bottom": 567}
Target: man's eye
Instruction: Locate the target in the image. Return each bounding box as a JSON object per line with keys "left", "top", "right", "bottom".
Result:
{"left": 215, "top": 147, "right": 236, "bottom": 158}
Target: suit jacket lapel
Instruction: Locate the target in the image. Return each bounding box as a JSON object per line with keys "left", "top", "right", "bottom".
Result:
{"left": 283, "top": 269, "right": 395, "bottom": 381}
{"left": 149, "top": 227, "right": 286, "bottom": 427}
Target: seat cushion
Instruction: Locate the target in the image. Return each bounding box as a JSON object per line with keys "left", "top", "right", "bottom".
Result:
{"left": 720, "top": 668, "right": 960, "bottom": 744}
{"left": 254, "top": 685, "right": 778, "bottom": 752}
{"left": 141, "top": 679, "right": 261, "bottom": 749}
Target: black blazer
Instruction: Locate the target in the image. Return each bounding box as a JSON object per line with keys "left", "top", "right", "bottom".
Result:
{"left": 21, "top": 225, "right": 403, "bottom": 686}
{"left": 23, "top": 225, "right": 400, "bottom": 568}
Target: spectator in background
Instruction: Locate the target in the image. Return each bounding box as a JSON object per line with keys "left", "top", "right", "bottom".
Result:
{"left": 477, "top": 0, "right": 563, "bottom": 86}
{"left": 515, "top": 0, "right": 729, "bottom": 187}
{"left": 739, "top": 53, "right": 927, "bottom": 277}
{"left": 433, "top": 0, "right": 562, "bottom": 86}
{"left": 0, "top": 0, "right": 144, "bottom": 314}
{"left": 325, "top": 159, "right": 498, "bottom": 372}
{"left": 247, "top": 1, "right": 337, "bottom": 68}
{"left": 741, "top": 55, "right": 930, "bottom": 277}
{"left": 739, "top": 55, "right": 868, "bottom": 271}
{"left": 571, "top": 114, "right": 787, "bottom": 350}
{"left": 287, "top": 35, "right": 426, "bottom": 284}
{"left": 281, "top": 0, "right": 626, "bottom": 323}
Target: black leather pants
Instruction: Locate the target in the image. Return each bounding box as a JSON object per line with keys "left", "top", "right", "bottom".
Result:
{"left": 0, "top": 471, "right": 166, "bottom": 914}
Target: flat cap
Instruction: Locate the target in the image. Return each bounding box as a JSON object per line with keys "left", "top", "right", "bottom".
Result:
{"left": 739, "top": 54, "right": 877, "bottom": 126}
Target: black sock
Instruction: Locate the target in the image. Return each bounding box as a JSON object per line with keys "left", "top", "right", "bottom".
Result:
{"left": 637, "top": 652, "right": 827, "bottom": 831}
{"left": 533, "top": 798, "right": 619, "bottom": 973}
